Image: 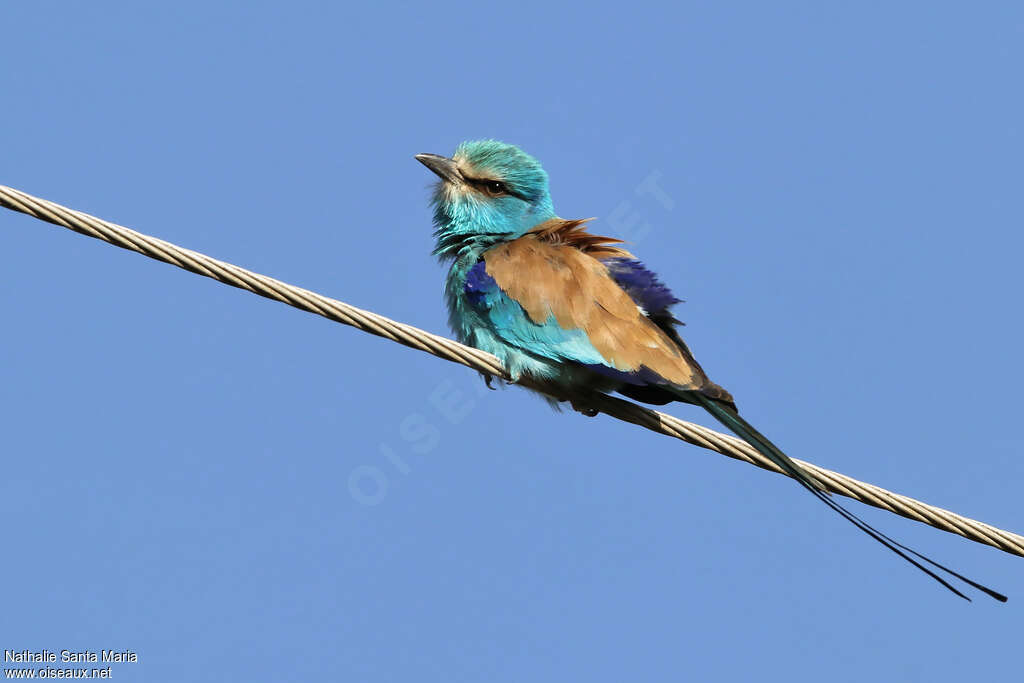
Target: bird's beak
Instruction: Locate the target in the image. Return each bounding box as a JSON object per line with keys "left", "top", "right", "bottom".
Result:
{"left": 415, "top": 153, "right": 463, "bottom": 184}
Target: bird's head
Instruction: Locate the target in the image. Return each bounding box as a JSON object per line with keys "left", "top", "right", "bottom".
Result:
{"left": 417, "top": 140, "right": 555, "bottom": 258}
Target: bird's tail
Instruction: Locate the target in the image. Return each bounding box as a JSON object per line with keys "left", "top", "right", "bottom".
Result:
{"left": 689, "top": 392, "right": 1007, "bottom": 602}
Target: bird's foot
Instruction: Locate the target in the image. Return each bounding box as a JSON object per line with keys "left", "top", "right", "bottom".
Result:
{"left": 570, "top": 399, "right": 599, "bottom": 417}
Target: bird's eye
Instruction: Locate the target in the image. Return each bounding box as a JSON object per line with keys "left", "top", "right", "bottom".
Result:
{"left": 484, "top": 181, "right": 507, "bottom": 196}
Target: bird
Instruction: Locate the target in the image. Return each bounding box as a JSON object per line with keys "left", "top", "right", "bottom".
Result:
{"left": 416, "top": 139, "right": 1006, "bottom": 602}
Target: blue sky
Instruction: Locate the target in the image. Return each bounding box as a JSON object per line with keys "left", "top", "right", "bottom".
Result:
{"left": 2, "top": 2, "right": 1022, "bottom": 681}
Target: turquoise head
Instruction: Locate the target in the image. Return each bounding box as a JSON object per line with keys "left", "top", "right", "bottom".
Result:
{"left": 417, "top": 140, "right": 556, "bottom": 258}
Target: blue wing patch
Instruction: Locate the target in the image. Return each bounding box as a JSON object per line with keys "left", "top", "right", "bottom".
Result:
{"left": 459, "top": 253, "right": 734, "bottom": 408}
{"left": 461, "top": 261, "right": 608, "bottom": 368}
{"left": 603, "top": 258, "right": 681, "bottom": 317}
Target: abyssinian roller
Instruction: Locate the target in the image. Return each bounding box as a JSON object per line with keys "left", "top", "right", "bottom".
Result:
{"left": 417, "top": 140, "right": 1005, "bottom": 602}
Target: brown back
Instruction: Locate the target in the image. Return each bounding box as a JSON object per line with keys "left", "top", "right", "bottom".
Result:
{"left": 483, "top": 230, "right": 704, "bottom": 389}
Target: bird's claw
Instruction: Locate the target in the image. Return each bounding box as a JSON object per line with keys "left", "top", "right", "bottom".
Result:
{"left": 570, "top": 400, "right": 599, "bottom": 417}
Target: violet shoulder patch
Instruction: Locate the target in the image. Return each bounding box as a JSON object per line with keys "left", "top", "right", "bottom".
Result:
{"left": 463, "top": 260, "right": 498, "bottom": 307}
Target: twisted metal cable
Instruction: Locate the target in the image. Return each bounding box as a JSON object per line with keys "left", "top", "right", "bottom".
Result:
{"left": 2, "top": 183, "right": 1021, "bottom": 558}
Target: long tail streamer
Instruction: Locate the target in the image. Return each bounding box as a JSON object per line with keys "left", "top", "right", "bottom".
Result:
{"left": 693, "top": 393, "right": 1006, "bottom": 602}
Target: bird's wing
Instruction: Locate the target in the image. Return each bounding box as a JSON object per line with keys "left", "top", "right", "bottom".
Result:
{"left": 469, "top": 235, "right": 708, "bottom": 390}
{"left": 602, "top": 257, "right": 736, "bottom": 407}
